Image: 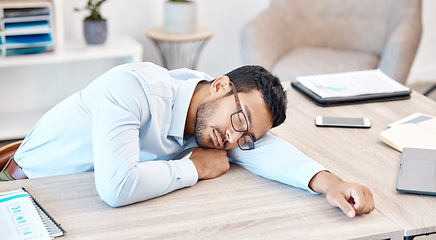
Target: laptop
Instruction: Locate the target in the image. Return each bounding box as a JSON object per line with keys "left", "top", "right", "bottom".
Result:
{"left": 396, "top": 148, "right": 436, "bottom": 195}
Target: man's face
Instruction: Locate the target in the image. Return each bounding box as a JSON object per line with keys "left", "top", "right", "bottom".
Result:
{"left": 194, "top": 89, "right": 273, "bottom": 150}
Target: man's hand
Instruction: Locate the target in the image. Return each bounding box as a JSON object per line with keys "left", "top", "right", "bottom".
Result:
{"left": 309, "top": 171, "right": 375, "bottom": 218}
{"left": 189, "top": 147, "right": 230, "bottom": 180}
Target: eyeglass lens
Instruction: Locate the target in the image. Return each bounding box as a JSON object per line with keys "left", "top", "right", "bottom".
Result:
{"left": 231, "top": 112, "right": 254, "bottom": 150}
{"left": 231, "top": 112, "right": 248, "bottom": 131}
{"left": 238, "top": 134, "right": 254, "bottom": 150}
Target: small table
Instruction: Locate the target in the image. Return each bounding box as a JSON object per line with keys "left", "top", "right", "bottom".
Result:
{"left": 146, "top": 26, "right": 213, "bottom": 70}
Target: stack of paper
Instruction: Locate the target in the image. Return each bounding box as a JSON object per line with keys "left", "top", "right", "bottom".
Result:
{"left": 379, "top": 118, "right": 436, "bottom": 152}
{"left": 1, "top": 5, "right": 54, "bottom": 56}
{"left": 297, "top": 69, "right": 409, "bottom": 98}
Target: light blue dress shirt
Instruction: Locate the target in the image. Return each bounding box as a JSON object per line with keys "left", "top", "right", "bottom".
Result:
{"left": 14, "top": 62, "right": 326, "bottom": 207}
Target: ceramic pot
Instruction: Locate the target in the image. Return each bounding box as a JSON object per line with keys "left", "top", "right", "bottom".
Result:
{"left": 164, "top": 1, "right": 196, "bottom": 34}
{"left": 84, "top": 19, "right": 107, "bottom": 44}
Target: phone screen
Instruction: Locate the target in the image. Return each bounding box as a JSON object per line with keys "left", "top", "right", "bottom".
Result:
{"left": 322, "top": 117, "right": 365, "bottom": 125}
{"left": 316, "top": 116, "right": 371, "bottom": 128}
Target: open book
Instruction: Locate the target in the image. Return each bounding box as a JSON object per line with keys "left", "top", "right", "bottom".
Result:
{"left": 379, "top": 118, "right": 436, "bottom": 152}
{"left": 0, "top": 188, "right": 65, "bottom": 240}
{"left": 291, "top": 69, "right": 411, "bottom": 106}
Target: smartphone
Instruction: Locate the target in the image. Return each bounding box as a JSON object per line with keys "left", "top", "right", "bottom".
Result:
{"left": 315, "top": 116, "right": 371, "bottom": 128}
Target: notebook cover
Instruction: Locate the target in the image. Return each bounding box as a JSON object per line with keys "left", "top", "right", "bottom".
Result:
{"left": 291, "top": 81, "right": 411, "bottom": 107}
{"left": 22, "top": 188, "right": 67, "bottom": 237}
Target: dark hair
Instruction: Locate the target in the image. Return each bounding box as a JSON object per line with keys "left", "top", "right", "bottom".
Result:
{"left": 224, "top": 65, "right": 287, "bottom": 128}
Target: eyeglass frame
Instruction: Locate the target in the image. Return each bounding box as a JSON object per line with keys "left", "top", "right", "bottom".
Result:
{"left": 229, "top": 82, "right": 255, "bottom": 150}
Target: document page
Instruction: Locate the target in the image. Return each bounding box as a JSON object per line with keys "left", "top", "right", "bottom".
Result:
{"left": 297, "top": 69, "right": 410, "bottom": 98}
{"left": 0, "top": 190, "right": 51, "bottom": 240}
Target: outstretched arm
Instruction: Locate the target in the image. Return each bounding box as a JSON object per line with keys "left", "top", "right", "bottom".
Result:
{"left": 309, "top": 171, "right": 375, "bottom": 218}
{"left": 228, "top": 132, "right": 375, "bottom": 218}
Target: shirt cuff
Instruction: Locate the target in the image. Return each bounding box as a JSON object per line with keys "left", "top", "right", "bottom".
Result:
{"left": 296, "top": 162, "right": 328, "bottom": 194}
{"left": 175, "top": 158, "right": 198, "bottom": 187}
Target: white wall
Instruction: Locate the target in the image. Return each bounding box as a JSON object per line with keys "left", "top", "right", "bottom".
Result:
{"left": 1, "top": 0, "right": 435, "bottom": 139}
{"left": 2, "top": 0, "right": 435, "bottom": 113}
{"left": 62, "top": 0, "right": 270, "bottom": 78}
{"left": 0, "top": 0, "right": 269, "bottom": 115}
{"left": 62, "top": 0, "right": 436, "bottom": 84}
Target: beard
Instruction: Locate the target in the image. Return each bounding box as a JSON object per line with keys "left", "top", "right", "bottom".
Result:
{"left": 194, "top": 97, "right": 227, "bottom": 149}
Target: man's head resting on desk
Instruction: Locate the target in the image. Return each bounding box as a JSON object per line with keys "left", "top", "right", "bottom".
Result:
{"left": 191, "top": 65, "right": 287, "bottom": 150}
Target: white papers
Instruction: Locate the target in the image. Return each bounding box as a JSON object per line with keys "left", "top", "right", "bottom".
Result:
{"left": 379, "top": 118, "right": 436, "bottom": 152}
{"left": 0, "top": 189, "right": 51, "bottom": 240}
{"left": 297, "top": 69, "right": 410, "bottom": 98}
{"left": 388, "top": 113, "right": 434, "bottom": 128}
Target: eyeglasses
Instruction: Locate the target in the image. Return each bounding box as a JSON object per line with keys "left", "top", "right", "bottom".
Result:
{"left": 230, "top": 82, "right": 255, "bottom": 150}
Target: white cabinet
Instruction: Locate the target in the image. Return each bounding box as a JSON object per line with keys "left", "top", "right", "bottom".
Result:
{"left": 0, "top": 1, "right": 144, "bottom": 140}
{"left": 0, "top": 35, "right": 143, "bottom": 67}
{"left": 0, "top": 35, "right": 143, "bottom": 141}
{"left": 0, "top": 34, "right": 144, "bottom": 141}
{"left": 0, "top": 30, "right": 143, "bottom": 140}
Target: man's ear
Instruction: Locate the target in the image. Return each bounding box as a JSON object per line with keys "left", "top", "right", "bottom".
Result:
{"left": 210, "top": 76, "right": 231, "bottom": 95}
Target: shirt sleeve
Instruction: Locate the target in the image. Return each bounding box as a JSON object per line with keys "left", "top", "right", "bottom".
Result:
{"left": 90, "top": 69, "right": 198, "bottom": 207}
{"left": 228, "top": 132, "right": 327, "bottom": 193}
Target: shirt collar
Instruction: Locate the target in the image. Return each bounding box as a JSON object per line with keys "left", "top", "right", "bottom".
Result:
{"left": 168, "top": 78, "right": 202, "bottom": 146}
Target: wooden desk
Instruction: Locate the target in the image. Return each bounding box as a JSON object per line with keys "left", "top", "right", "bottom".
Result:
{"left": 270, "top": 84, "right": 436, "bottom": 239}
{"left": 0, "top": 166, "right": 401, "bottom": 239}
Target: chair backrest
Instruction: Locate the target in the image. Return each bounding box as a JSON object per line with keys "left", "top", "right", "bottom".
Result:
{"left": 0, "top": 140, "right": 23, "bottom": 170}
{"left": 241, "top": 0, "right": 422, "bottom": 84}
{"left": 269, "top": 0, "right": 421, "bottom": 55}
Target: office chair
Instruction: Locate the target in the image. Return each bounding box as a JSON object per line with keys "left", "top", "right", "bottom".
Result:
{"left": 241, "top": 0, "right": 422, "bottom": 85}
{"left": 0, "top": 140, "right": 23, "bottom": 171}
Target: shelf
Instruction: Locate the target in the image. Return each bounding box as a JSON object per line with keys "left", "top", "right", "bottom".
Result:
{"left": 0, "top": 35, "right": 143, "bottom": 140}
{"left": 0, "top": 35, "right": 143, "bottom": 67}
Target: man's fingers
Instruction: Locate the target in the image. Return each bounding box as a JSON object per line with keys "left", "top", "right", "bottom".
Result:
{"left": 331, "top": 194, "right": 356, "bottom": 218}
{"left": 353, "top": 187, "right": 375, "bottom": 214}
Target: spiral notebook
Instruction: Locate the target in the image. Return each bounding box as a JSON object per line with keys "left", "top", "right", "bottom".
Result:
{"left": 0, "top": 188, "right": 66, "bottom": 240}
{"left": 291, "top": 69, "right": 412, "bottom": 106}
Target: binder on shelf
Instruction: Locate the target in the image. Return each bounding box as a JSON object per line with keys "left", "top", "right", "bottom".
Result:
{"left": 6, "top": 46, "right": 52, "bottom": 55}
{"left": 291, "top": 69, "right": 412, "bottom": 106}
{"left": 4, "top": 34, "right": 53, "bottom": 55}
{"left": 5, "top": 20, "right": 51, "bottom": 35}
{"left": 6, "top": 34, "right": 52, "bottom": 44}
{"left": 4, "top": 7, "right": 50, "bottom": 18}
{"left": 4, "top": 15, "right": 51, "bottom": 23}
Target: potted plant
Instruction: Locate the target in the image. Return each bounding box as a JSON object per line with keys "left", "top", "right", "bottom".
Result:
{"left": 164, "top": 0, "right": 196, "bottom": 34}
{"left": 74, "top": 0, "right": 108, "bottom": 44}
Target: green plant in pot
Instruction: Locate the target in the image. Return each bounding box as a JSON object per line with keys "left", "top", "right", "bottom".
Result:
{"left": 164, "top": 0, "right": 196, "bottom": 34}
{"left": 74, "top": 0, "right": 108, "bottom": 44}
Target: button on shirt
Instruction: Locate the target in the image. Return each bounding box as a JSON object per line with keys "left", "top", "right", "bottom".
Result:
{"left": 14, "top": 62, "right": 326, "bottom": 207}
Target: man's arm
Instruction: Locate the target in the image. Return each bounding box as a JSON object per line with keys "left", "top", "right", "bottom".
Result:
{"left": 309, "top": 171, "right": 375, "bottom": 218}
{"left": 228, "top": 132, "right": 375, "bottom": 218}
{"left": 91, "top": 70, "right": 198, "bottom": 207}
{"left": 228, "top": 133, "right": 326, "bottom": 192}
